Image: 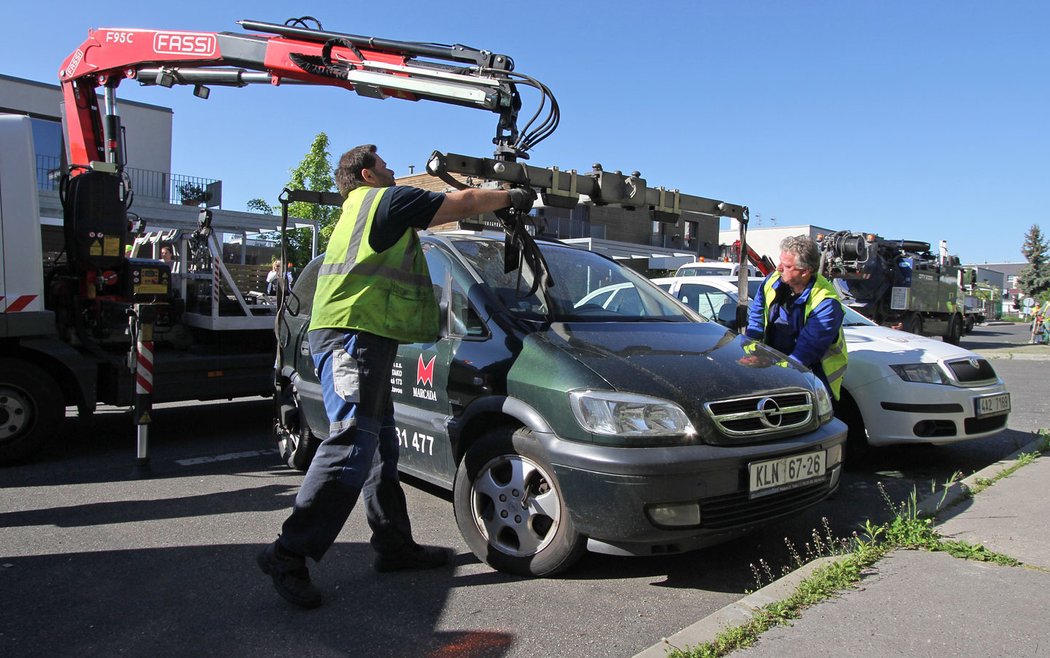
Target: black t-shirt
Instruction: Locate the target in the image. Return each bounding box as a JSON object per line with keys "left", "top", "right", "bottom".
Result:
{"left": 369, "top": 186, "right": 445, "bottom": 252}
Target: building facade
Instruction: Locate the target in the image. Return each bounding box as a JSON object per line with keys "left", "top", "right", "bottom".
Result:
{"left": 1, "top": 73, "right": 313, "bottom": 264}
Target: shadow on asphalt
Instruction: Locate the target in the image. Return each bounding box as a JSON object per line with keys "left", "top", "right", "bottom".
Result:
{"left": 3, "top": 398, "right": 275, "bottom": 487}
{"left": 0, "top": 542, "right": 514, "bottom": 658}
{"left": 0, "top": 483, "right": 298, "bottom": 529}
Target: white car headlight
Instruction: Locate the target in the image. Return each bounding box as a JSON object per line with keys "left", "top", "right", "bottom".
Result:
{"left": 808, "top": 374, "right": 834, "bottom": 422}
{"left": 890, "top": 363, "right": 949, "bottom": 385}
{"left": 569, "top": 390, "right": 695, "bottom": 437}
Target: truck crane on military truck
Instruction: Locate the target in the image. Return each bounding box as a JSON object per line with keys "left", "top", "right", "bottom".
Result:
{"left": 0, "top": 17, "right": 752, "bottom": 466}
{"left": 816, "top": 230, "right": 966, "bottom": 344}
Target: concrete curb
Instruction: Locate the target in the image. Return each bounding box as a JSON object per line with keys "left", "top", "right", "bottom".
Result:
{"left": 632, "top": 432, "right": 1047, "bottom": 658}
{"left": 633, "top": 556, "right": 840, "bottom": 658}
{"left": 978, "top": 351, "right": 1050, "bottom": 361}
{"left": 918, "top": 433, "right": 1047, "bottom": 520}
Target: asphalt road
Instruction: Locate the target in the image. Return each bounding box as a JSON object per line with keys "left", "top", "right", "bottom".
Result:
{"left": 1, "top": 322, "right": 1044, "bottom": 657}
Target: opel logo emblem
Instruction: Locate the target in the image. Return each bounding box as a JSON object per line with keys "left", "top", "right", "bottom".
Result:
{"left": 757, "top": 397, "right": 783, "bottom": 428}
{"left": 968, "top": 358, "right": 979, "bottom": 369}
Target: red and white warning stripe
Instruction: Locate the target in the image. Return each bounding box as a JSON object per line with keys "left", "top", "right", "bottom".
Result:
{"left": 213, "top": 257, "right": 221, "bottom": 309}
{"left": 136, "top": 340, "right": 154, "bottom": 394}
{"left": 0, "top": 295, "right": 38, "bottom": 313}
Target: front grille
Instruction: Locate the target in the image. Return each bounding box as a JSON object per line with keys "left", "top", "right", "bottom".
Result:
{"left": 704, "top": 390, "right": 813, "bottom": 438}
{"left": 964, "top": 414, "right": 1009, "bottom": 435}
{"left": 699, "top": 480, "right": 830, "bottom": 529}
{"left": 946, "top": 357, "right": 997, "bottom": 384}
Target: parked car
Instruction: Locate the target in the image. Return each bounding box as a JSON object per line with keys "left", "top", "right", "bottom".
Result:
{"left": 674, "top": 261, "right": 757, "bottom": 278}
{"left": 653, "top": 276, "right": 1011, "bottom": 459}
{"left": 275, "top": 233, "right": 846, "bottom": 577}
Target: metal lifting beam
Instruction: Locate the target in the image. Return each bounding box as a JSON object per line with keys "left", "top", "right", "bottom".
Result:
{"left": 427, "top": 151, "right": 748, "bottom": 223}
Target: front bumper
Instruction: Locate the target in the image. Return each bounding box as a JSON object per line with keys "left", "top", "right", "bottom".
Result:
{"left": 538, "top": 419, "right": 847, "bottom": 556}
{"left": 851, "top": 377, "right": 1010, "bottom": 446}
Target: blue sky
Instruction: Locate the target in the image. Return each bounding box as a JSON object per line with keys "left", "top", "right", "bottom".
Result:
{"left": 5, "top": 1, "right": 1046, "bottom": 264}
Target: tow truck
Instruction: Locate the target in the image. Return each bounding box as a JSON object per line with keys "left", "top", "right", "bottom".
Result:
{"left": 817, "top": 231, "right": 967, "bottom": 344}
{"left": 1, "top": 17, "right": 754, "bottom": 465}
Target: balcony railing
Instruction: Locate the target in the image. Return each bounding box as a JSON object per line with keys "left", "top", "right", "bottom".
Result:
{"left": 35, "top": 154, "right": 219, "bottom": 206}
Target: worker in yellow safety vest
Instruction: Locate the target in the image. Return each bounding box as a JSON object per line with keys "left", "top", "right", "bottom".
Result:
{"left": 744, "top": 235, "right": 848, "bottom": 400}
{"left": 260, "top": 144, "right": 535, "bottom": 609}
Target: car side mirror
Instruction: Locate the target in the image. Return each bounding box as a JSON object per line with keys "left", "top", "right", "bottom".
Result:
{"left": 716, "top": 302, "right": 740, "bottom": 330}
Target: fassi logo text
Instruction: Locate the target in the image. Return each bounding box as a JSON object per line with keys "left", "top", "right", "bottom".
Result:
{"left": 153, "top": 32, "right": 217, "bottom": 56}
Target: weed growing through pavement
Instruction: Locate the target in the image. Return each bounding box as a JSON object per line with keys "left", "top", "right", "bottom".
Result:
{"left": 971, "top": 448, "right": 1041, "bottom": 496}
{"left": 669, "top": 479, "right": 1027, "bottom": 658}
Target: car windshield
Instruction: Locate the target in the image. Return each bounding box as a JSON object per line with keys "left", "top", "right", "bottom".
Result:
{"left": 449, "top": 236, "right": 698, "bottom": 322}
{"left": 842, "top": 305, "right": 877, "bottom": 326}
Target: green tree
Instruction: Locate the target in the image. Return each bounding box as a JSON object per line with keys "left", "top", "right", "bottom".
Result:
{"left": 282, "top": 132, "right": 341, "bottom": 269}
{"left": 246, "top": 198, "right": 274, "bottom": 214}
{"left": 1017, "top": 224, "right": 1050, "bottom": 300}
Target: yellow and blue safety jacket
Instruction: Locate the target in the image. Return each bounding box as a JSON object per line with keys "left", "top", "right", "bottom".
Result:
{"left": 745, "top": 272, "right": 847, "bottom": 399}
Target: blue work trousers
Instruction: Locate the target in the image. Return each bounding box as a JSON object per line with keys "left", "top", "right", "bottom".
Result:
{"left": 279, "top": 331, "right": 414, "bottom": 561}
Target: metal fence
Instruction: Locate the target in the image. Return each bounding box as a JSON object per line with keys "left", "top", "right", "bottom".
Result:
{"left": 35, "top": 154, "right": 218, "bottom": 205}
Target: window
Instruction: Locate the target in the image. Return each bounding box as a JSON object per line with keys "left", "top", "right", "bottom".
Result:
{"left": 676, "top": 284, "right": 733, "bottom": 320}
{"left": 30, "top": 117, "right": 64, "bottom": 191}
{"left": 424, "top": 243, "right": 486, "bottom": 338}
{"left": 286, "top": 257, "right": 321, "bottom": 317}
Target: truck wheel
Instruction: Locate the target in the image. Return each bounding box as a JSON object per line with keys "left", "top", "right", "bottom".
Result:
{"left": 0, "top": 358, "right": 64, "bottom": 465}
{"left": 903, "top": 312, "right": 923, "bottom": 336}
{"left": 275, "top": 386, "right": 319, "bottom": 471}
{"left": 944, "top": 315, "right": 962, "bottom": 345}
{"left": 454, "top": 427, "right": 586, "bottom": 577}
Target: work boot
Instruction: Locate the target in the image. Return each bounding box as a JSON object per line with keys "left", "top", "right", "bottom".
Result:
{"left": 257, "top": 541, "right": 323, "bottom": 609}
{"left": 373, "top": 543, "right": 452, "bottom": 573}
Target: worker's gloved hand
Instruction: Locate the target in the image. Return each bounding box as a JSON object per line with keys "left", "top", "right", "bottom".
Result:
{"left": 507, "top": 187, "right": 537, "bottom": 213}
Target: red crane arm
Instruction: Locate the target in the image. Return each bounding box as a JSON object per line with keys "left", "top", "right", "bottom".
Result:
{"left": 58, "top": 21, "right": 521, "bottom": 166}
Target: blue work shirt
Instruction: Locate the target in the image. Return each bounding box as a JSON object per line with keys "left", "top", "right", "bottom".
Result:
{"left": 745, "top": 275, "right": 844, "bottom": 383}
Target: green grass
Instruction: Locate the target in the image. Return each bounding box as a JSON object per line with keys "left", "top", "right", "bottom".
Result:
{"left": 667, "top": 473, "right": 1037, "bottom": 658}
{"left": 970, "top": 432, "right": 1048, "bottom": 496}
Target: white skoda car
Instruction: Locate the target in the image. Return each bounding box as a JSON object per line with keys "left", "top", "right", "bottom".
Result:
{"left": 653, "top": 276, "right": 1011, "bottom": 458}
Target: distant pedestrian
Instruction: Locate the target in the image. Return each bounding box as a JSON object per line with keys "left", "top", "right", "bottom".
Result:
{"left": 265, "top": 260, "right": 292, "bottom": 296}
{"left": 1033, "top": 311, "right": 1050, "bottom": 345}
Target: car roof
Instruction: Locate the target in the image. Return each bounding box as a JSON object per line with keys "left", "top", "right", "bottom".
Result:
{"left": 676, "top": 261, "right": 737, "bottom": 269}
{"left": 652, "top": 275, "right": 765, "bottom": 293}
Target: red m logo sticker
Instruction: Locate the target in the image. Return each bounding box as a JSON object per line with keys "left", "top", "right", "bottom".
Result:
{"left": 417, "top": 354, "right": 436, "bottom": 386}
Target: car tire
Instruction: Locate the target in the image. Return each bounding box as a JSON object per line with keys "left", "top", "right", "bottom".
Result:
{"left": 835, "top": 391, "right": 870, "bottom": 469}
{"left": 275, "top": 386, "right": 319, "bottom": 472}
{"left": 0, "top": 358, "right": 64, "bottom": 465}
{"left": 453, "top": 426, "right": 586, "bottom": 577}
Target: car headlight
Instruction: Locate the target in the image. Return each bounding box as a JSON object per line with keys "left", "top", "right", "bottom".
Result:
{"left": 809, "top": 374, "right": 834, "bottom": 422}
{"left": 569, "top": 390, "right": 695, "bottom": 437}
{"left": 890, "top": 363, "right": 949, "bottom": 385}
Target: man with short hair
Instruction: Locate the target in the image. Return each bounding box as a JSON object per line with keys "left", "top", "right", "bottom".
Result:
{"left": 745, "top": 235, "right": 847, "bottom": 400}
{"left": 259, "top": 144, "right": 535, "bottom": 609}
